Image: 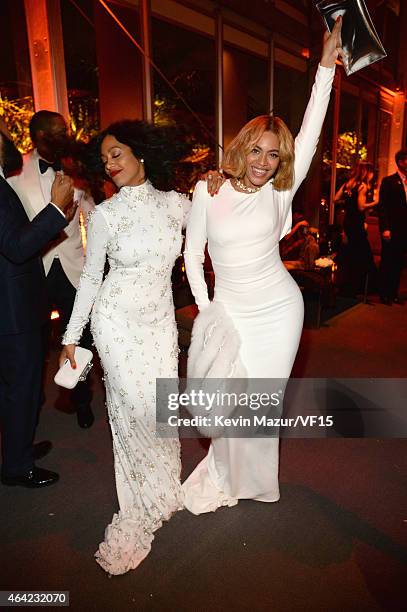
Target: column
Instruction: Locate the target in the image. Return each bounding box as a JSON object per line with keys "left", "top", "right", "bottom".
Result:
{"left": 93, "top": 0, "right": 143, "bottom": 128}
{"left": 24, "top": 0, "right": 69, "bottom": 116}
{"left": 387, "top": 92, "right": 405, "bottom": 174}
{"left": 140, "top": 0, "right": 153, "bottom": 122}
{"left": 215, "top": 9, "right": 224, "bottom": 166}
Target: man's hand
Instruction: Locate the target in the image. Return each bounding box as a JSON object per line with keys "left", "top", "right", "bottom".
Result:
{"left": 382, "top": 230, "right": 391, "bottom": 241}
{"left": 59, "top": 344, "right": 77, "bottom": 369}
{"left": 320, "top": 16, "right": 343, "bottom": 68}
{"left": 64, "top": 199, "right": 78, "bottom": 223}
{"left": 51, "top": 172, "right": 74, "bottom": 212}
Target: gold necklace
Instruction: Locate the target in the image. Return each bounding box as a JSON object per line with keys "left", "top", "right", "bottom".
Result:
{"left": 235, "top": 178, "right": 261, "bottom": 193}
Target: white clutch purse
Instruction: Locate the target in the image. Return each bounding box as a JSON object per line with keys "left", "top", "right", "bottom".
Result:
{"left": 54, "top": 346, "right": 93, "bottom": 389}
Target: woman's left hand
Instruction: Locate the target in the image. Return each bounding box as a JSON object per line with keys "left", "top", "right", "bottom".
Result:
{"left": 320, "top": 15, "right": 343, "bottom": 68}
{"left": 201, "top": 169, "right": 226, "bottom": 196}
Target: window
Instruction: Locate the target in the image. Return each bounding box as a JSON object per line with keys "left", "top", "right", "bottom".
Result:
{"left": 61, "top": 0, "right": 99, "bottom": 141}
{"left": 0, "top": 0, "right": 33, "bottom": 152}
{"left": 152, "top": 17, "right": 216, "bottom": 190}
{"left": 223, "top": 45, "right": 269, "bottom": 147}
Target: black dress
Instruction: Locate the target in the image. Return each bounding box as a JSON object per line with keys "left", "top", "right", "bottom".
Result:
{"left": 342, "top": 183, "right": 377, "bottom": 294}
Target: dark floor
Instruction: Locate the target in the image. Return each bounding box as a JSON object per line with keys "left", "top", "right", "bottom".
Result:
{"left": 1, "top": 276, "right": 407, "bottom": 611}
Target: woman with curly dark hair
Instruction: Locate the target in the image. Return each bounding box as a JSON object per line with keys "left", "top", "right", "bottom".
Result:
{"left": 60, "top": 120, "right": 191, "bottom": 575}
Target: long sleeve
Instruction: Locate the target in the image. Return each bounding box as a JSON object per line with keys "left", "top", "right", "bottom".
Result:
{"left": 292, "top": 64, "right": 335, "bottom": 196}
{"left": 180, "top": 194, "right": 192, "bottom": 229}
{"left": 62, "top": 208, "right": 109, "bottom": 344}
{"left": 183, "top": 180, "right": 210, "bottom": 311}
{"left": 0, "top": 199, "right": 67, "bottom": 264}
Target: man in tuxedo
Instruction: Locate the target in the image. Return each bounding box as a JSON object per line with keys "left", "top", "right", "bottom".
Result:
{"left": 378, "top": 149, "right": 407, "bottom": 305}
{"left": 8, "top": 111, "right": 95, "bottom": 427}
{"left": 0, "top": 119, "right": 73, "bottom": 487}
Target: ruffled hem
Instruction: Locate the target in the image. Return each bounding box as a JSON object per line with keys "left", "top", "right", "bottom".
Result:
{"left": 95, "top": 497, "right": 184, "bottom": 576}
{"left": 95, "top": 513, "right": 153, "bottom": 576}
{"left": 182, "top": 462, "right": 238, "bottom": 516}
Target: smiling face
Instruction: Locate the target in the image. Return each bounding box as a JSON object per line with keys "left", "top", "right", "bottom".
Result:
{"left": 101, "top": 134, "right": 145, "bottom": 188}
{"left": 242, "top": 130, "right": 280, "bottom": 189}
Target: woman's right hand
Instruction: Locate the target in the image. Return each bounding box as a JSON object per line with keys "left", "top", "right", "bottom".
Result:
{"left": 59, "top": 344, "right": 77, "bottom": 369}
{"left": 200, "top": 169, "right": 226, "bottom": 196}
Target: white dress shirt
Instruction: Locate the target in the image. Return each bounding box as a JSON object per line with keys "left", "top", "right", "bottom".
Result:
{"left": 34, "top": 150, "right": 64, "bottom": 249}
{"left": 7, "top": 149, "right": 95, "bottom": 288}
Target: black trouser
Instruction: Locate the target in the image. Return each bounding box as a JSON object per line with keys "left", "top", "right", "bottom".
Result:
{"left": 46, "top": 259, "right": 92, "bottom": 408}
{"left": 379, "top": 240, "right": 406, "bottom": 300}
{"left": 0, "top": 327, "right": 46, "bottom": 477}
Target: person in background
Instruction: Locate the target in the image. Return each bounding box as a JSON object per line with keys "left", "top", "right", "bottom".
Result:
{"left": 334, "top": 161, "right": 378, "bottom": 296}
{"left": 8, "top": 111, "right": 96, "bottom": 428}
{"left": 280, "top": 212, "right": 310, "bottom": 261}
{"left": 0, "top": 118, "right": 73, "bottom": 488}
{"left": 378, "top": 149, "right": 407, "bottom": 305}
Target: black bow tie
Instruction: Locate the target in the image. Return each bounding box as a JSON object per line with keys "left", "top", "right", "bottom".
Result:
{"left": 39, "top": 158, "right": 62, "bottom": 174}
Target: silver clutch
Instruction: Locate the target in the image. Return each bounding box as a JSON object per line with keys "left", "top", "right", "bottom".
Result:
{"left": 315, "top": 0, "right": 387, "bottom": 75}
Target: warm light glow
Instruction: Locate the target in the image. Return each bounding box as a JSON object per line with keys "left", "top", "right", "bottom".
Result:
{"left": 0, "top": 96, "right": 35, "bottom": 153}
{"left": 183, "top": 147, "right": 210, "bottom": 164}
{"left": 301, "top": 48, "right": 310, "bottom": 59}
{"left": 80, "top": 212, "right": 87, "bottom": 251}
{"left": 51, "top": 310, "right": 60, "bottom": 320}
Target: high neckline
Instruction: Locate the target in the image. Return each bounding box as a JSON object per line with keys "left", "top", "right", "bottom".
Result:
{"left": 120, "top": 180, "right": 151, "bottom": 198}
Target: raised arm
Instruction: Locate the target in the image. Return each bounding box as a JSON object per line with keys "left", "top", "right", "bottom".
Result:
{"left": 292, "top": 65, "right": 335, "bottom": 195}
{"left": 292, "top": 17, "right": 342, "bottom": 195}
{"left": 183, "top": 180, "right": 210, "bottom": 311}
{"left": 62, "top": 207, "right": 109, "bottom": 345}
{"left": 0, "top": 202, "right": 67, "bottom": 264}
{"left": 334, "top": 182, "right": 346, "bottom": 203}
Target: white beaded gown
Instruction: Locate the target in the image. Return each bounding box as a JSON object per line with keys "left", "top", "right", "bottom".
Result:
{"left": 183, "top": 65, "right": 335, "bottom": 514}
{"left": 63, "top": 180, "right": 190, "bottom": 574}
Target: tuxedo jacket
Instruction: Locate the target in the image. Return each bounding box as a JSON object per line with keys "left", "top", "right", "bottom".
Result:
{"left": 8, "top": 151, "right": 95, "bottom": 288}
{"left": 378, "top": 173, "right": 407, "bottom": 247}
{"left": 0, "top": 177, "right": 67, "bottom": 335}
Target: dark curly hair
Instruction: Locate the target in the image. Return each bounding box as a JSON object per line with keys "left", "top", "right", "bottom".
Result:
{"left": 87, "top": 120, "right": 190, "bottom": 192}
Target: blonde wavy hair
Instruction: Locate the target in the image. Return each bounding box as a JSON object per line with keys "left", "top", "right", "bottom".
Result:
{"left": 222, "top": 115, "right": 295, "bottom": 191}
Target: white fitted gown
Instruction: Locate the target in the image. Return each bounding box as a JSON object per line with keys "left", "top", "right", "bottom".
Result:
{"left": 63, "top": 180, "right": 190, "bottom": 574}
{"left": 182, "top": 65, "right": 335, "bottom": 513}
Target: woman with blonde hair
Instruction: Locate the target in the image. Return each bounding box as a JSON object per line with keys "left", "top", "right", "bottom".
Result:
{"left": 182, "top": 19, "right": 343, "bottom": 514}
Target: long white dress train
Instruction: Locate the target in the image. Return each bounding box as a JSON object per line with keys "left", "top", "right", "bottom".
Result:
{"left": 63, "top": 180, "right": 190, "bottom": 574}
{"left": 182, "top": 64, "right": 335, "bottom": 514}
